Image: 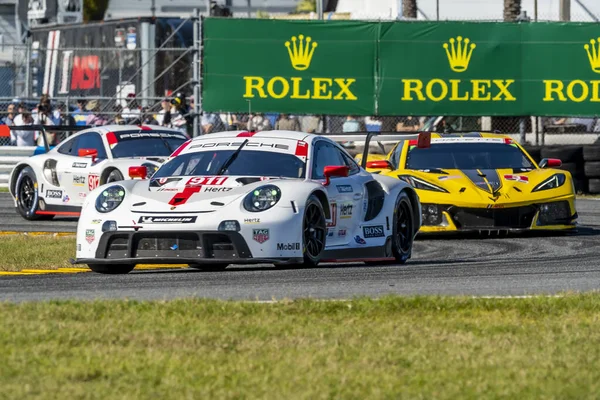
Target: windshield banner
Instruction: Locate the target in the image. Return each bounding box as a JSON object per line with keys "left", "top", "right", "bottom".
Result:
{"left": 202, "top": 19, "right": 600, "bottom": 117}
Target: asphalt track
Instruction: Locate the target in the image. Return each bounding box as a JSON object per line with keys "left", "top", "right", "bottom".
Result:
{"left": 1, "top": 192, "right": 600, "bottom": 302}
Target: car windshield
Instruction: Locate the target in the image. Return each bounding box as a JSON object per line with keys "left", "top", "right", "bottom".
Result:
{"left": 110, "top": 132, "right": 187, "bottom": 158}
{"left": 153, "top": 150, "right": 306, "bottom": 179}
{"left": 405, "top": 143, "right": 534, "bottom": 170}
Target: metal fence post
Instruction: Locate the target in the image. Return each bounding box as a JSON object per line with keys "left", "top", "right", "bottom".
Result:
{"left": 24, "top": 39, "right": 32, "bottom": 97}
{"left": 193, "top": 8, "right": 201, "bottom": 138}
{"left": 519, "top": 117, "right": 526, "bottom": 144}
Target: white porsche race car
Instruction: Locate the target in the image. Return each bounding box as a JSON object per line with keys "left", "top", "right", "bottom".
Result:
{"left": 9, "top": 125, "right": 188, "bottom": 220}
{"left": 71, "top": 130, "right": 422, "bottom": 274}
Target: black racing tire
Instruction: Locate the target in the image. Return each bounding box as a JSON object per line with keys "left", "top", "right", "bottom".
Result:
{"left": 584, "top": 162, "right": 600, "bottom": 178}
{"left": 87, "top": 264, "right": 135, "bottom": 274}
{"left": 188, "top": 264, "right": 229, "bottom": 271}
{"left": 14, "top": 166, "right": 52, "bottom": 221}
{"left": 300, "top": 195, "right": 327, "bottom": 267}
{"left": 390, "top": 191, "right": 414, "bottom": 264}
{"left": 540, "top": 145, "right": 583, "bottom": 163}
{"left": 105, "top": 169, "right": 125, "bottom": 183}
{"left": 588, "top": 179, "right": 600, "bottom": 194}
{"left": 583, "top": 145, "right": 600, "bottom": 162}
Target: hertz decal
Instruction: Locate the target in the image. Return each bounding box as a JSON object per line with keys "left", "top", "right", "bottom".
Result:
{"left": 242, "top": 35, "right": 357, "bottom": 101}
{"left": 400, "top": 36, "right": 516, "bottom": 103}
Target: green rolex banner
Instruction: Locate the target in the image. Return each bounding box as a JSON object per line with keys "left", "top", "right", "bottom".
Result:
{"left": 202, "top": 18, "right": 378, "bottom": 115}
{"left": 202, "top": 18, "right": 600, "bottom": 117}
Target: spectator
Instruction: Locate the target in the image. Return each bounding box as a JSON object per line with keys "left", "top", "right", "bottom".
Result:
{"left": 85, "top": 100, "right": 109, "bottom": 126}
{"left": 109, "top": 105, "right": 126, "bottom": 125}
{"left": 3, "top": 103, "right": 16, "bottom": 126}
{"left": 275, "top": 114, "right": 302, "bottom": 131}
{"left": 300, "top": 114, "right": 323, "bottom": 133}
{"left": 11, "top": 110, "right": 35, "bottom": 146}
{"left": 201, "top": 112, "right": 226, "bottom": 134}
{"left": 396, "top": 116, "right": 421, "bottom": 132}
{"left": 170, "top": 94, "right": 193, "bottom": 134}
{"left": 141, "top": 107, "right": 159, "bottom": 125}
{"left": 342, "top": 115, "right": 366, "bottom": 133}
{"left": 34, "top": 97, "right": 57, "bottom": 147}
{"left": 155, "top": 98, "right": 172, "bottom": 126}
{"left": 247, "top": 113, "right": 272, "bottom": 132}
{"left": 72, "top": 98, "right": 89, "bottom": 126}
{"left": 122, "top": 93, "right": 142, "bottom": 123}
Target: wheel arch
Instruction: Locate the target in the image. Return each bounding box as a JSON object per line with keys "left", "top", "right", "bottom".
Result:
{"left": 100, "top": 167, "right": 125, "bottom": 184}
{"left": 402, "top": 187, "right": 421, "bottom": 235}
{"left": 309, "top": 189, "right": 331, "bottom": 220}
{"left": 10, "top": 163, "right": 32, "bottom": 196}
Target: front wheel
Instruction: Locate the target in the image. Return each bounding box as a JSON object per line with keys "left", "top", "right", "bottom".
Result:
{"left": 300, "top": 196, "right": 327, "bottom": 267}
{"left": 88, "top": 264, "right": 135, "bottom": 274}
{"left": 391, "top": 191, "right": 414, "bottom": 264}
{"left": 15, "top": 166, "right": 51, "bottom": 220}
{"left": 105, "top": 169, "right": 125, "bottom": 183}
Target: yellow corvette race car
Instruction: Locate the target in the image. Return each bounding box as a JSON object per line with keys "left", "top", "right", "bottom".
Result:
{"left": 357, "top": 132, "right": 577, "bottom": 233}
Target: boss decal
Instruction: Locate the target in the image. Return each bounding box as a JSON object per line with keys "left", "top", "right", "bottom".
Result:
{"left": 138, "top": 216, "right": 197, "bottom": 223}
{"left": 362, "top": 225, "right": 385, "bottom": 238}
{"left": 336, "top": 185, "right": 353, "bottom": 193}
{"left": 45, "top": 189, "right": 63, "bottom": 198}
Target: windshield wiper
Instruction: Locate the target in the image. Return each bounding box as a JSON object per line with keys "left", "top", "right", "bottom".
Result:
{"left": 216, "top": 139, "right": 249, "bottom": 176}
{"left": 155, "top": 132, "right": 173, "bottom": 153}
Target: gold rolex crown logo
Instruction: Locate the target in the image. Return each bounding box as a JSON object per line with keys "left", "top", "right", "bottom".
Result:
{"left": 285, "top": 34, "right": 318, "bottom": 71}
{"left": 584, "top": 38, "right": 600, "bottom": 73}
{"left": 443, "top": 36, "right": 476, "bottom": 72}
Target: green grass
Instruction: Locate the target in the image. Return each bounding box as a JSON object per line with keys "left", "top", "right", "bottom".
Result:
{"left": 0, "top": 187, "right": 8, "bottom": 192}
{"left": 1, "top": 295, "right": 600, "bottom": 399}
{"left": 0, "top": 236, "right": 75, "bottom": 271}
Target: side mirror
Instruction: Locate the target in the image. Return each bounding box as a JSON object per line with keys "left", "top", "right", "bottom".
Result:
{"left": 78, "top": 148, "right": 98, "bottom": 158}
{"left": 539, "top": 158, "right": 562, "bottom": 168}
{"left": 323, "top": 165, "right": 349, "bottom": 186}
{"left": 129, "top": 166, "right": 148, "bottom": 179}
{"left": 417, "top": 132, "right": 431, "bottom": 148}
{"left": 366, "top": 160, "right": 393, "bottom": 170}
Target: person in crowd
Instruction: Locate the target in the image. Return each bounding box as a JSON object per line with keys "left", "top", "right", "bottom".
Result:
{"left": 247, "top": 113, "right": 272, "bottom": 132}
{"left": 11, "top": 110, "right": 35, "bottom": 146}
{"left": 155, "top": 98, "right": 172, "bottom": 127}
{"left": 396, "top": 116, "right": 421, "bottom": 132}
{"left": 3, "top": 103, "right": 16, "bottom": 126}
{"left": 85, "top": 100, "right": 109, "bottom": 126}
{"left": 122, "top": 93, "right": 142, "bottom": 123}
{"left": 141, "top": 107, "right": 159, "bottom": 125}
{"left": 275, "top": 114, "right": 302, "bottom": 131}
{"left": 201, "top": 112, "right": 226, "bottom": 134}
{"left": 300, "top": 114, "right": 323, "bottom": 134}
{"left": 72, "top": 98, "right": 89, "bottom": 126}
{"left": 170, "top": 94, "right": 193, "bottom": 135}
{"left": 33, "top": 96, "right": 57, "bottom": 146}
{"left": 342, "top": 115, "right": 365, "bottom": 133}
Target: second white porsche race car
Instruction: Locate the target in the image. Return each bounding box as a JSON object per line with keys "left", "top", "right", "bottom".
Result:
{"left": 9, "top": 125, "right": 188, "bottom": 220}
{"left": 72, "top": 130, "right": 422, "bottom": 273}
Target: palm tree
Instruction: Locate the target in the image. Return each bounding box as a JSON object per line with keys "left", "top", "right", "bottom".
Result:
{"left": 403, "top": 0, "right": 417, "bottom": 18}
{"left": 504, "top": 0, "right": 522, "bottom": 21}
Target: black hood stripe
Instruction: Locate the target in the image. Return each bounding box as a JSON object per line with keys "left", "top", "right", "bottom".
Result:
{"left": 461, "top": 169, "right": 502, "bottom": 194}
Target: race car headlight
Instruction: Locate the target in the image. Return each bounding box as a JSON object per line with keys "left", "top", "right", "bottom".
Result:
{"left": 397, "top": 175, "right": 449, "bottom": 193}
{"left": 243, "top": 185, "right": 281, "bottom": 212}
{"left": 141, "top": 163, "right": 159, "bottom": 178}
{"left": 532, "top": 174, "right": 566, "bottom": 192}
{"left": 95, "top": 185, "right": 126, "bottom": 213}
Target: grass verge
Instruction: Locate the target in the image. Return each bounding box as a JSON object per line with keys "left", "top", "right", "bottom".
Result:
{"left": 1, "top": 294, "right": 600, "bottom": 399}
{"left": 0, "top": 187, "right": 8, "bottom": 192}
{"left": 0, "top": 236, "right": 75, "bottom": 271}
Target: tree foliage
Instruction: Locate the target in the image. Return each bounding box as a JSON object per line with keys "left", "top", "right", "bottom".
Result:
{"left": 84, "top": 0, "right": 111, "bottom": 22}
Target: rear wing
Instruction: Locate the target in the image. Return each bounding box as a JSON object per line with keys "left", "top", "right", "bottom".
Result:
{"left": 1, "top": 125, "right": 91, "bottom": 153}
{"left": 323, "top": 132, "right": 426, "bottom": 169}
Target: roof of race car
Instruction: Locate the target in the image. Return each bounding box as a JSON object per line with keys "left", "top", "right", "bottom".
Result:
{"left": 427, "top": 132, "right": 514, "bottom": 141}
{"left": 189, "top": 130, "right": 312, "bottom": 142}
{"left": 89, "top": 124, "right": 185, "bottom": 135}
